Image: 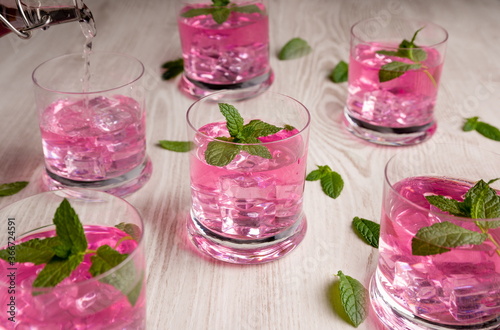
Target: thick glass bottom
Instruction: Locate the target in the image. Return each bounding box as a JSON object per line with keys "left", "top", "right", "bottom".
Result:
{"left": 42, "top": 156, "right": 152, "bottom": 197}
{"left": 187, "top": 211, "right": 306, "bottom": 264}
{"left": 179, "top": 71, "right": 274, "bottom": 101}
{"left": 369, "top": 271, "right": 500, "bottom": 330}
{"left": 343, "top": 110, "right": 437, "bottom": 146}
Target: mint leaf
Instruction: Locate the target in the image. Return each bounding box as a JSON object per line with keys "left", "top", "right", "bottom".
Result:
{"left": 352, "top": 217, "right": 380, "bottom": 248}
{"left": 0, "top": 237, "right": 60, "bottom": 265}
{"left": 241, "top": 144, "right": 272, "bottom": 159}
{"left": 33, "top": 254, "right": 84, "bottom": 289}
{"left": 463, "top": 116, "right": 479, "bottom": 131}
{"left": 159, "top": 140, "right": 193, "bottom": 152}
{"left": 212, "top": 7, "right": 231, "bottom": 24}
{"left": 463, "top": 179, "right": 500, "bottom": 219}
{"left": 336, "top": 271, "right": 368, "bottom": 327}
{"left": 115, "top": 223, "right": 142, "bottom": 242}
{"left": 205, "top": 140, "right": 241, "bottom": 166}
{"left": 475, "top": 122, "right": 500, "bottom": 141}
{"left": 278, "top": 38, "right": 312, "bottom": 60}
{"left": 0, "top": 181, "right": 28, "bottom": 197}
{"left": 241, "top": 119, "right": 282, "bottom": 139}
{"left": 231, "top": 4, "right": 262, "bottom": 14}
{"left": 213, "top": 0, "right": 230, "bottom": 6}
{"left": 89, "top": 245, "right": 141, "bottom": 306}
{"left": 161, "top": 58, "right": 184, "bottom": 80}
{"left": 53, "top": 199, "right": 88, "bottom": 255}
{"left": 330, "top": 60, "right": 348, "bottom": 83}
{"left": 306, "top": 165, "right": 332, "bottom": 181}
{"left": 412, "top": 221, "right": 487, "bottom": 256}
{"left": 379, "top": 61, "right": 422, "bottom": 82}
{"left": 219, "top": 103, "right": 244, "bottom": 137}
{"left": 181, "top": 7, "right": 214, "bottom": 18}
{"left": 283, "top": 124, "right": 295, "bottom": 131}
{"left": 425, "top": 195, "right": 468, "bottom": 217}
{"left": 320, "top": 171, "right": 344, "bottom": 199}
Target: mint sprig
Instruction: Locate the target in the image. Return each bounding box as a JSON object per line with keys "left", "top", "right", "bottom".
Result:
{"left": 376, "top": 27, "right": 437, "bottom": 86}
{"left": 463, "top": 117, "right": 500, "bottom": 142}
{"left": 181, "top": 0, "right": 262, "bottom": 25}
{"left": 334, "top": 271, "right": 368, "bottom": 328}
{"left": 330, "top": 60, "right": 348, "bottom": 83}
{"left": 413, "top": 179, "right": 500, "bottom": 256}
{"left": 0, "top": 199, "right": 143, "bottom": 305}
{"left": 0, "top": 181, "right": 29, "bottom": 197}
{"left": 306, "top": 165, "right": 344, "bottom": 199}
{"left": 278, "top": 38, "right": 312, "bottom": 60}
{"left": 352, "top": 217, "right": 380, "bottom": 248}
{"left": 203, "top": 103, "right": 288, "bottom": 167}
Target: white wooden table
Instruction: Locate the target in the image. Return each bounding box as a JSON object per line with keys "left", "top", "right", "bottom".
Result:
{"left": 0, "top": 0, "right": 499, "bottom": 329}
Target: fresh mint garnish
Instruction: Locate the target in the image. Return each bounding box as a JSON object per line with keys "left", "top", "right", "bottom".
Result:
{"left": 330, "top": 60, "right": 348, "bottom": 83}
{"left": 161, "top": 58, "right": 184, "bottom": 80}
{"left": 203, "top": 103, "right": 289, "bottom": 167}
{"left": 335, "top": 270, "right": 368, "bottom": 328}
{"left": 0, "top": 199, "right": 142, "bottom": 305}
{"left": 463, "top": 117, "right": 500, "bottom": 142}
{"left": 181, "top": 0, "right": 262, "bottom": 25}
{"left": 376, "top": 27, "right": 437, "bottom": 86}
{"left": 0, "top": 181, "right": 28, "bottom": 197}
{"left": 159, "top": 140, "right": 193, "bottom": 152}
{"left": 413, "top": 179, "right": 500, "bottom": 256}
{"left": 278, "top": 38, "right": 312, "bottom": 60}
{"left": 352, "top": 217, "right": 380, "bottom": 248}
{"left": 306, "top": 165, "right": 344, "bottom": 199}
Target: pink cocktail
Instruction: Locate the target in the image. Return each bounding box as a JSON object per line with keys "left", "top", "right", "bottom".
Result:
{"left": 186, "top": 91, "right": 310, "bottom": 264}
{"left": 177, "top": 0, "right": 273, "bottom": 99}
{"left": 370, "top": 146, "right": 500, "bottom": 329}
{"left": 344, "top": 18, "right": 448, "bottom": 146}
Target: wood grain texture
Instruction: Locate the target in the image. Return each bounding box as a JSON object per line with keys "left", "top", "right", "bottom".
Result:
{"left": 1, "top": 0, "right": 499, "bottom": 329}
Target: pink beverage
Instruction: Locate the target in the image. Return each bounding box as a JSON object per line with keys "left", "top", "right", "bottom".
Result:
{"left": 39, "top": 96, "right": 146, "bottom": 182}
{"left": 0, "top": 225, "right": 145, "bottom": 329}
{"left": 190, "top": 122, "right": 306, "bottom": 240}
{"left": 177, "top": 2, "right": 271, "bottom": 88}
{"left": 377, "top": 176, "right": 500, "bottom": 326}
{"left": 346, "top": 42, "right": 444, "bottom": 130}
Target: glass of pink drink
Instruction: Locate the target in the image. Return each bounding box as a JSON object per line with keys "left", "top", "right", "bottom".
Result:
{"left": 0, "top": 189, "right": 146, "bottom": 329}
{"left": 344, "top": 18, "right": 448, "bottom": 146}
{"left": 186, "top": 90, "right": 310, "bottom": 264}
{"left": 32, "top": 53, "right": 152, "bottom": 197}
{"left": 370, "top": 145, "right": 500, "bottom": 329}
{"left": 177, "top": 0, "right": 273, "bottom": 100}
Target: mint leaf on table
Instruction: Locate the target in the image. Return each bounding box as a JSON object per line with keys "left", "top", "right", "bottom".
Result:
{"left": 159, "top": 140, "right": 193, "bottom": 152}
{"left": 306, "top": 165, "right": 344, "bottom": 199}
{"left": 33, "top": 254, "right": 84, "bottom": 289}
{"left": 0, "top": 237, "right": 60, "bottom": 265}
{"left": 352, "top": 217, "right": 380, "bottom": 248}
{"left": 330, "top": 60, "right": 348, "bottom": 83}
{"left": 0, "top": 181, "right": 28, "bottom": 197}
{"left": 412, "top": 221, "right": 488, "bottom": 256}
{"left": 463, "top": 116, "right": 500, "bottom": 141}
{"left": 278, "top": 38, "right": 312, "bottom": 60}
{"left": 161, "top": 58, "right": 184, "bottom": 80}
{"left": 336, "top": 271, "right": 368, "bottom": 328}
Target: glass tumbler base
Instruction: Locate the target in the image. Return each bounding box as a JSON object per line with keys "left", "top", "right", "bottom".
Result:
{"left": 187, "top": 213, "right": 307, "bottom": 264}
{"left": 42, "top": 157, "right": 152, "bottom": 197}
{"left": 343, "top": 110, "right": 437, "bottom": 146}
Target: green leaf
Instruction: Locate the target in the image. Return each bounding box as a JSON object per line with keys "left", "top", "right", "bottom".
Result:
{"left": 89, "top": 245, "right": 141, "bottom": 306}
{"left": 53, "top": 199, "right": 88, "bottom": 255}
{"left": 305, "top": 165, "right": 331, "bottom": 181}
{"left": 231, "top": 4, "right": 262, "bottom": 14}
{"left": 161, "top": 58, "right": 184, "bottom": 80}
{"left": 463, "top": 180, "right": 500, "bottom": 219}
{"left": 463, "top": 117, "right": 479, "bottom": 131}
{"left": 320, "top": 171, "right": 344, "bottom": 199}
{"left": 412, "top": 221, "right": 487, "bottom": 256}
{"left": 352, "top": 217, "right": 380, "bottom": 248}
{"left": 0, "top": 181, "right": 28, "bottom": 197}
{"left": 0, "top": 237, "right": 60, "bottom": 265}
{"left": 379, "top": 61, "right": 422, "bottom": 82}
{"left": 375, "top": 50, "right": 401, "bottom": 57}
{"left": 240, "top": 144, "right": 272, "bottom": 159}
{"left": 33, "top": 254, "right": 84, "bottom": 289}
{"left": 330, "top": 60, "right": 348, "bottom": 83}
{"left": 278, "top": 38, "right": 312, "bottom": 60}
{"left": 283, "top": 124, "right": 295, "bottom": 131}
{"left": 181, "top": 7, "right": 214, "bottom": 18}
{"left": 425, "top": 195, "right": 468, "bottom": 217}
{"left": 158, "top": 140, "right": 193, "bottom": 152}
{"left": 475, "top": 121, "right": 500, "bottom": 141}
{"left": 336, "top": 271, "right": 368, "bottom": 327}
{"left": 212, "top": 7, "right": 231, "bottom": 24}
{"left": 213, "top": 0, "right": 230, "bottom": 6}
{"left": 115, "top": 223, "right": 142, "bottom": 242}
{"left": 219, "top": 103, "right": 244, "bottom": 138}
{"left": 241, "top": 119, "right": 282, "bottom": 139}
{"left": 205, "top": 140, "right": 241, "bottom": 167}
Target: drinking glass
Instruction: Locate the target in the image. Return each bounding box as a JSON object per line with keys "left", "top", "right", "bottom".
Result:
{"left": 0, "top": 189, "right": 146, "bottom": 328}
{"left": 344, "top": 17, "right": 448, "bottom": 146}
{"left": 177, "top": 0, "right": 273, "bottom": 100}
{"left": 370, "top": 144, "right": 500, "bottom": 329}
{"left": 32, "top": 52, "right": 152, "bottom": 197}
{"left": 186, "top": 90, "right": 310, "bottom": 264}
